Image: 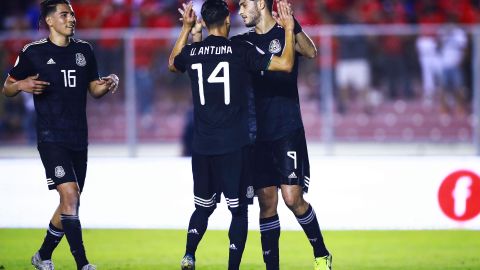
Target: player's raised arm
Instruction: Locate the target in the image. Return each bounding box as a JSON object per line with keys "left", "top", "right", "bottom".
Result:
{"left": 178, "top": 3, "right": 203, "bottom": 43}
{"left": 88, "top": 74, "right": 120, "bottom": 98}
{"left": 294, "top": 24, "right": 317, "bottom": 59}
{"left": 267, "top": 1, "right": 295, "bottom": 72}
{"left": 274, "top": 0, "right": 317, "bottom": 59}
{"left": 169, "top": 2, "right": 197, "bottom": 73}
{"left": 2, "top": 74, "right": 50, "bottom": 97}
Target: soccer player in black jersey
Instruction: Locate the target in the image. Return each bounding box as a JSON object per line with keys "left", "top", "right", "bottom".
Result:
{"left": 2, "top": 1, "right": 119, "bottom": 270}
{"left": 232, "top": 0, "right": 332, "bottom": 269}
{"left": 168, "top": 0, "right": 294, "bottom": 269}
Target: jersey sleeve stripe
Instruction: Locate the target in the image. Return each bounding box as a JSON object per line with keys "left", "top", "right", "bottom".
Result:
{"left": 73, "top": 38, "right": 94, "bottom": 50}
{"left": 73, "top": 38, "right": 90, "bottom": 45}
{"left": 22, "top": 39, "right": 47, "bottom": 52}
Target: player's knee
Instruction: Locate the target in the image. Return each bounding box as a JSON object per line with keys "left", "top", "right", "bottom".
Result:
{"left": 60, "top": 197, "right": 79, "bottom": 214}
{"left": 59, "top": 187, "right": 80, "bottom": 213}
{"left": 259, "top": 202, "right": 277, "bottom": 216}
{"left": 257, "top": 190, "right": 278, "bottom": 214}
{"left": 257, "top": 187, "right": 277, "bottom": 201}
{"left": 283, "top": 194, "right": 303, "bottom": 211}
{"left": 258, "top": 199, "right": 277, "bottom": 217}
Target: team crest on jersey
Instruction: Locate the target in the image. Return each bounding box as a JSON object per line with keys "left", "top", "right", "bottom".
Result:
{"left": 75, "top": 53, "right": 86, "bottom": 67}
{"left": 246, "top": 186, "right": 254, "bottom": 199}
{"left": 55, "top": 166, "right": 65, "bottom": 178}
{"left": 269, "top": 39, "right": 282, "bottom": 54}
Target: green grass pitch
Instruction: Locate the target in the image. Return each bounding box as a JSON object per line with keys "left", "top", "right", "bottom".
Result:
{"left": 0, "top": 229, "right": 479, "bottom": 269}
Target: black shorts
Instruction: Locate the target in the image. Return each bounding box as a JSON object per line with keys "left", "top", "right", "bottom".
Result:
{"left": 37, "top": 143, "right": 88, "bottom": 192}
{"left": 254, "top": 129, "right": 310, "bottom": 193}
{"left": 191, "top": 145, "right": 254, "bottom": 213}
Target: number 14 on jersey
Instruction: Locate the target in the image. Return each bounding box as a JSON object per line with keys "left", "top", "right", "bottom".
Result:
{"left": 191, "top": 62, "right": 230, "bottom": 105}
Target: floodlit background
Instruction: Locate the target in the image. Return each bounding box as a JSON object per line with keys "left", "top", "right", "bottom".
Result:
{"left": 0, "top": 0, "right": 479, "bottom": 230}
{"left": 0, "top": 0, "right": 479, "bottom": 156}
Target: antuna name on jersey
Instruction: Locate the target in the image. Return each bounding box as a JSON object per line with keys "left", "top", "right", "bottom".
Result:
{"left": 190, "top": 45, "right": 233, "bottom": 56}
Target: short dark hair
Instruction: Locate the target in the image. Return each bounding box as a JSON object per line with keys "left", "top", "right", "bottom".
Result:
{"left": 264, "top": 0, "right": 273, "bottom": 13}
{"left": 39, "top": 0, "right": 71, "bottom": 28}
{"left": 201, "top": 0, "right": 229, "bottom": 28}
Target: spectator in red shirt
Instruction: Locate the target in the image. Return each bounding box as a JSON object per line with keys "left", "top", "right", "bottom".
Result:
{"left": 134, "top": 0, "right": 172, "bottom": 128}
{"left": 295, "top": 0, "right": 327, "bottom": 26}
{"left": 355, "top": 0, "right": 382, "bottom": 24}
{"left": 97, "top": 0, "right": 132, "bottom": 76}
{"left": 71, "top": 0, "right": 105, "bottom": 29}
{"left": 415, "top": 0, "right": 446, "bottom": 24}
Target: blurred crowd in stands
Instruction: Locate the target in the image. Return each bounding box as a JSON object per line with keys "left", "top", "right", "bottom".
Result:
{"left": 1, "top": 0, "right": 480, "bottom": 31}
{"left": 1, "top": 0, "right": 479, "bottom": 145}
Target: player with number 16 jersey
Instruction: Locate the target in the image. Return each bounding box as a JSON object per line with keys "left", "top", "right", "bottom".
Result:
{"left": 9, "top": 37, "right": 98, "bottom": 149}
{"left": 2, "top": 1, "right": 119, "bottom": 269}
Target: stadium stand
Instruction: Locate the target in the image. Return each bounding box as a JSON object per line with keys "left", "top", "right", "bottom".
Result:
{"left": 0, "top": 0, "right": 478, "bottom": 145}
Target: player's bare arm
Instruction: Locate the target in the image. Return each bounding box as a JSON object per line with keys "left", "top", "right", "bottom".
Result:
{"left": 178, "top": 3, "right": 203, "bottom": 43}
{"left": 168, "top": 2, "right": 197, "bottom": 73}
{"left": 274, "top": 0, "right": 317, "bottom": 59}
{"left": 88, "top": 74, "right": 120, "bottom": 98}
{"left": 191, "top": 21, "right": 203, "bottom": 42}
{"left": 267, "top": 1, "right": 295, "bottom": 72}
{"left": 2, "top": 74, "right": 50, "bottom": 97}
{"left": 294, "top": 31, "right": 317, "bottom": 58}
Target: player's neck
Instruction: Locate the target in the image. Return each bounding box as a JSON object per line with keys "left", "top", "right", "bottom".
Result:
{"left": 49, "top": 32, "right": 71, "bottom": 47}
{"left": 207, "top": 28, "right": 228, "bottom": 38}
{"left": 254, "top": 13, "right": 276, "bottom": 35}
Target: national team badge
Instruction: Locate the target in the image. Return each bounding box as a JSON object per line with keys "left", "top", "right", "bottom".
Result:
{"left": 246, "top": 186, "right": 254, "bottom": 199}
{"left": 75, "top": 53, "right": 86, "bottom": 67}
{"left": 55, "top": 166, "right": 65, "bottom": 178}
{"left": 269, "top": 39, "right": 282, "bottom": 54}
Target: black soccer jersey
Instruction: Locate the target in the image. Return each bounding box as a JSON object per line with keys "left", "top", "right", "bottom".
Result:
{"left": 174, "top": 35, "right": 273, "bottom": 155}
{"left": 9, "top": 38, "right": 99, "bottom": 149}
{"left": 232, "top": 24, "right": 303, "bottom": 141}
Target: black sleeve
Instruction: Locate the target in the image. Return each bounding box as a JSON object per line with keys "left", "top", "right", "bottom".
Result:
{"left": 173, "top": 45, "right": 189, "bottom": 73}
{"left": 238, "top": 41, "right": 273, "bottom": 72}
{"left": 87, "top": 45, "right": 100, "bottom": 82}
{"left": 230, "top": 35, "right": 242, "bottom": 42}
{"left": 8, "top": 50, "right": 35, "bottom": 80}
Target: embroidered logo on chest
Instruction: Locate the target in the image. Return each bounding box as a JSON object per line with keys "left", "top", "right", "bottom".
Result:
{"left": 268, "top": 39, "right": 282, "bottom": 54}
{"left": 76, "top": 53, "right": 86, "bottom": 67}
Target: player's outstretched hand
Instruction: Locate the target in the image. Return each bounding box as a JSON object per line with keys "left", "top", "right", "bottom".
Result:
{"left": 272, "top": 0, "right": 293, "bottom": 21}
{"left": 179, "top": 2, "right": 197, "bottom": 29}
{"left": 19, "top": 74, "right": 50, "bottom": 95}
{"left": 178, "top": 3, "right": 202, "bottom": 36}
{"left": 100, "top": 74, "right": 120, "bottom": 94}
{"left": 191, "top": 20, "right": 203, "bottom": 36}
{"left": 275, "top": 0, "right": 294, "bottom": 32}
{"left": 178, "top": 3, "right": 187, "bottom": 21}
